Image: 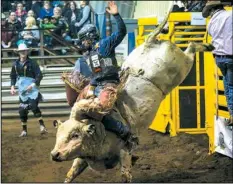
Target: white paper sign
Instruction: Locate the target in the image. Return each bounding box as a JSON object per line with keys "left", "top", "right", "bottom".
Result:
{"left": 191, "top": 13, "right": 206, "bottom": 25}
{"left": 214, "top": 116, "right": 233, "bottom": 158}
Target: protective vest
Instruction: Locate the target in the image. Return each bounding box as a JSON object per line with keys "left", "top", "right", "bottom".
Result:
{"left": 14, "top": 60, "right": 35, "bottom": 79}
{"left": 86, "top": 50, "right": 119, "bottom": 82}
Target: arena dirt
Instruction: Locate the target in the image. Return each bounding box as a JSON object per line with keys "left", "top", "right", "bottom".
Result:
{"left": 1, "top": 117, "right": 233, "bottom": 183}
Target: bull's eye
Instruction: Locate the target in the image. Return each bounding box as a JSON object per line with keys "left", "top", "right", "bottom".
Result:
{"left": 71, "top": 133, "right": 79, "bottom": 139}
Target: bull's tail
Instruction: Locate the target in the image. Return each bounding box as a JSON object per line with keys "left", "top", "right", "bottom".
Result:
{"left": 145, "top": 2, "right": 174, "bottom": 46}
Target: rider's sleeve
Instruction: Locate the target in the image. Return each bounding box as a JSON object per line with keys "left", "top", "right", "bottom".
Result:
{"left": 98, "top": 13, "right": 127, "bottom": 56}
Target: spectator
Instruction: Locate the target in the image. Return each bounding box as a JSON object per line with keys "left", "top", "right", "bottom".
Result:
{"left": 1, "top": 12, "right": 22, "bottom": 48}
{"left": 27, "top": 10, "right": 35, "bottom": 18}
{"left": 15, "top": 2, "right": 27, "bottom": 25}
{"left": 52, "top": 1, "right": 65, "bottom": 8}
{"left": 39, "top": 1, "right": 54, "bottom": 19}
{"left": 1, "top": 15, "right": 8, "bottom": 48}
{"left": 10, "top": 43, "right": 47, "bottom": 137}
{"left": 31, "top": 0, "right": 43, "bottom": 19}
{"left": 22, "top": 0, "right": 32, "bottom": 12}
{"left": 62, "top": 1, "right": 71, "bottom": 16}
{"left": 52, "top": 6, "right": 72, "bottom": 54}
{"left": 74, "top": 1, "right": 91, "bottom": 31}
{"left": 19, "top": 17, "right": 40, "bottom": 47}
{"left": 26, "top": 10, "right": 40, "bottom": 26}
{"left": 64, "top": 1, "right": 81, "bottom": 38}
{"left": 53, "top": 6, "right": 72, "bottom": 53}
{"left": 203, "top": 1, "right": 233, "bottom": 126}
{"left": 40, "top": 16, "right": 57, "bottom": 47}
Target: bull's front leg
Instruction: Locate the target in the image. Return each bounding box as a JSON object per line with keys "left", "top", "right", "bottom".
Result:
{"left": 120, "top": 149, "right": 132, "bottom": 183}
{"left": 64, "top": 158, "right": 88, "bottom": 183}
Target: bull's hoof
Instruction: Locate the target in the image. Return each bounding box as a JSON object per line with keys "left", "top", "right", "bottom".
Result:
{"left": 204, "top": 44, "right": 215, "bottom": 51}
{"left": 125, "top": 134, "right": 139, "bottom": 152}
{"left": 121, "top": 175, "right": 132, "bottom": 183}
{"left": 132, "top": 155, "right": 139, "bottom": 166}
{"left": 64, "top": 179, "right": 70, "bottom": 183}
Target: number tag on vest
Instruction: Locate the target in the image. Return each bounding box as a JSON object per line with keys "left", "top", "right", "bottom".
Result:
{"left": 103, "top": 58, "right": 113, "bottom": 67}
{"left": 91, "top": 55, "right": 101, "bottom": 68}
{"left": 92, "top": 60, "right": 100, "bottom": 67}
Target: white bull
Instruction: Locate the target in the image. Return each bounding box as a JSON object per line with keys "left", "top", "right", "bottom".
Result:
{"left": 51, "top": 7, "right": 214, "bottom": 182}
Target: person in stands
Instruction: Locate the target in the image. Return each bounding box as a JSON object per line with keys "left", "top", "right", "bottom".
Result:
{"left": 74, "top": 1, "right": 91, "bottom": 32}
{"left": 15, "top": 2, "right": 27, "bottom": 25}
{"left": 63, "top": 1, "right": 81, "bottom": 38}
{"left": 1, "top": 11, "right": 22, "bottom": 48}
{"left": 39, "top": 1, "right": 54, "bottom": 19}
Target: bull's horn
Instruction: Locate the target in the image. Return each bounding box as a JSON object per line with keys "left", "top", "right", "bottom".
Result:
{"left": 145, "top": 2, "right": 174, "bottom": 45}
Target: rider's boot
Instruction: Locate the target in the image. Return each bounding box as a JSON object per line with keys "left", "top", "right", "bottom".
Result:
{"left": 102, "top": 114, "right": 139, "bottom": 152}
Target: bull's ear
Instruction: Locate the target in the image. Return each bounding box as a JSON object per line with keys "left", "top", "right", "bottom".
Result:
{"left": 84, "top": 124, "right": 96, "bottom": 135}
{"left": 53, "top": 120, "right": 63, "bottom": 128}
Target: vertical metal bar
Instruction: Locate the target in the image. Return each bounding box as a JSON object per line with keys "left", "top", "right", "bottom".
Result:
{"left": 204, "top": 52, "right": 216, "bottom": 154}
{"left": 39, "top": 29, "right": 45, "bottom": 66}
{"left": 176, "top": 88, "right": 181, "bottom": 132}
{"left": 215, "top": 63, "right": 219, "bottom": 119}
{"left": 196, "top": 52, "right": 201, "bottom": 129}
{"left": 171, "top": 88, "right": 178, "bottom": 136}
{"left": 170, "top": 21, "right": 179, "bottom": 134}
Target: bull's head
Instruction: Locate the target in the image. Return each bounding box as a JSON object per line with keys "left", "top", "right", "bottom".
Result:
{"left": 51, "top": 119, "right": 106, "bottom": 162}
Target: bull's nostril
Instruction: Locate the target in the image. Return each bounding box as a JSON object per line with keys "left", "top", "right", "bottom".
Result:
{"left": 55, "top": 152, "right": 60, "bottom": 158}
{"left": 51, "top": 151, "right": 60, "bottom": 160}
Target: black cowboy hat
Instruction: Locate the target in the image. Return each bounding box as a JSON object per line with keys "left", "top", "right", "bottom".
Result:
{"left": 202, "top": 1, "right": 223, "bottom": 18}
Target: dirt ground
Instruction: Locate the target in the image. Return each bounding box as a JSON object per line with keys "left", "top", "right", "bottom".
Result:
{"left": 1, "top": 117, "right": 233, "bottom": 183}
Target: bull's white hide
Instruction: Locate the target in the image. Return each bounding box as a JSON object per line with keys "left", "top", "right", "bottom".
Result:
{"left": 119, "top": 41, "right": 194, "bottom": 128}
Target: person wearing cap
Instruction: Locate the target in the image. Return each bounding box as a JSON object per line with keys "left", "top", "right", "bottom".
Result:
{"left": 10, "top": 43, "right": 48, "bottom": 137}
{"left": 202, "top": 1, "right": 233, "bottom": 126}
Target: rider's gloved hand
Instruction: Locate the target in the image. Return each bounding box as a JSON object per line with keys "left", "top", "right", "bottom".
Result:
{"left": 86, "top": 85, "right": 95, "bottom": 98}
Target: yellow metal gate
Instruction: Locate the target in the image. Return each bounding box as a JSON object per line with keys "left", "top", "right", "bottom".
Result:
{"left": 145, "top": 13, "right": 208, "bottom": 136}
{"left": 135, "top": 8, "right": 232, "bottom": 154}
